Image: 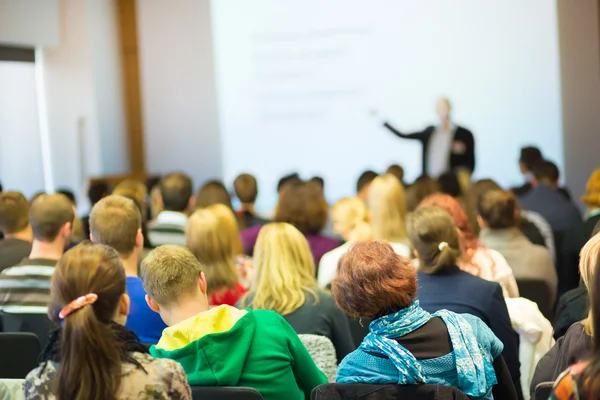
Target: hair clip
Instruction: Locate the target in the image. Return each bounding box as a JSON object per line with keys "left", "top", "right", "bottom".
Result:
{"left": 59, "top": 293, "right": 98, "bottom": 319}
{"left": 438, "top": 242, "right": 449, "bottom": 251}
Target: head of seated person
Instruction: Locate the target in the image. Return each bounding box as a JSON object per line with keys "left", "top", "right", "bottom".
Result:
{"left": 186, "top": 205, "right": 246, "bottom": 306}
{"left": 195, "top": 180, "right": 234, "bottom": 211}
{"left": 275, "top": 180, "right": 328, "bottom": 236}
{"left": 331, "top": 241, "right": 502, "bottom": 397}
{"left": 406, "top": 175, "right": 440, "bottom": 212}
{"left": 23, "top": 242, "right": 191, "bottom": 399}
{"left": 356, "top": 170, "right": 378, "bottom": 201}
{"left": 331, "top": 197, "right": 371, "bottom": 242}
{"left": 437, "top": 171, "right": 462, "bottom": 198}
{"left": 386, "top": 164, "right": 404, "bottom": 185}
{"left": 234, "top": 173, "right": 258, "bottom": 210}
{"left": 140, "top": 245, "right": 328, "bottom": 398}
{"left": 158, "top": 172, "right": 193, "bottom": 214}
{"left": 30, "top": 194, "right": 75, "bottom": 257}
{"left": 367, "top": 174, "right": 408, "bottom": 245}
{"left": 477, "top": 190, "right": 518, "bottom": 231}
{"left": 0, "top": 191, "right": 32, "bottom": 241}
{"left": 531, "top": 160, "right": 560, "bottom": 188}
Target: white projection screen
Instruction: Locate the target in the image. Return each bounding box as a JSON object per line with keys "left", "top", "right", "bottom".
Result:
{"left": 211, "top": 0, "right": 563, "bottom": 212}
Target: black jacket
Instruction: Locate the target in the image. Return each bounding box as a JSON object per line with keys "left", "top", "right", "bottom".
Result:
{"left": 560, "top": 214, "right": 600, "bottom": 296}
{"left": 383, "top": 123, "right": 475, "bottom": 175}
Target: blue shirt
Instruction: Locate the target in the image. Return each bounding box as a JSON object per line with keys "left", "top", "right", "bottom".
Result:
{"left": 125, "top": 276, "right": 167, "bottom": 343}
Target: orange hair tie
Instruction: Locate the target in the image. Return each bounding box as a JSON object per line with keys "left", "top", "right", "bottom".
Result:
{"left": 58, "top": 293, "right": 98, "bottom": 319}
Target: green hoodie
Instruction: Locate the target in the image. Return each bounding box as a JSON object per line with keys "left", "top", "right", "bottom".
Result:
{"left": 150, "top": 305, "right": 327, "bottom": 400}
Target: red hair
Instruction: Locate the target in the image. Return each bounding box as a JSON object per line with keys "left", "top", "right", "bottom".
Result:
{"left": 331, "top": 241, "right": 417, "bottom": 319}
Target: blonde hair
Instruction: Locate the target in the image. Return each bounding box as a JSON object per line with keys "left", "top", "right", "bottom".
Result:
{"left": 581, "top": 169, "right": 600, "bottom": 209}
{"left": 140, "top": 245, "right": 203, "bottom": 307}
{"left": 332, "top": 197, "right": 370, "bottom": 240}
{"left": 186, "top": 208, "right": 239, "bottom": 294}
{"left": 241, "top": 223, "right": 318, "bottom": 315}
{"left": 113, "top": 180, "right": 147, "bottom": 206}
{"left": 580, "top": 232, "right": 600, "bottom": 336}
{"left": 207, "top": 203, "right": 244, "bottom": 255}
{"left": 368, "top": 174, "right": 407, "bottom": 242}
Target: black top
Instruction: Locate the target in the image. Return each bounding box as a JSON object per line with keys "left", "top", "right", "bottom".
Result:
{"left": 239, "top": 289, "right": 355, "bottom": 362}
{"left": 383, "top": 123, "right": 475, "bottom": 175}
{"left": 240, "top": 210, "right": 269, "bottom": 229}
{"left": 417, "top": 267, "right": 521, "bottom": 391}
{"left": 560, "top": 214, "right": 600, "bottom": 296}
{"left": 0, "top": 239, "right": 32, "bottom": 272}
{"left": 553, "top": 286, "right": 588, "bottom": 340}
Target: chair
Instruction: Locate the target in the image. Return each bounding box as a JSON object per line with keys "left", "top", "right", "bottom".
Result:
{"left": 299, "top": 334, "right": 338, "bottom": 382}
{"left": 0, "top": 312, "right": 55, "bottom": 348}
{"left": 0, "top": 332, "right": 41, "bottom": 379}
{"left": 515, "top": 279, "right": 554, "bottom": 321}
{"left": 311, "top": 384, "right": 470, "bottom": 400}
{"left": 190, "top": 386, "right": 263, "bottom": 400}
{"left": 533, "top": 382, "right": 553, "bottom": 400}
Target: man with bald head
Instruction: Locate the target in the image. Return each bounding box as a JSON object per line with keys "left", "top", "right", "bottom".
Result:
{"left": 380, "top": 98, "right": 475, "bottom": 177}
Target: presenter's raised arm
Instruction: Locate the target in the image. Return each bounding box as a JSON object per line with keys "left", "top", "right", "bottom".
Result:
{"left": 382, "top": 121, "right": 427, "bottom": 141}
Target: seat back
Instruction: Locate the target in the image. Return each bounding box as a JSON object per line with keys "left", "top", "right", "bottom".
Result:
{"left": 298, "top": 334, "right": 338, "bottom": 382}
{"left": 311, "top": 383, "right": 470, "bottom": 400}
{"left": 190, "top": 386, "right": 263, "bottom": 400}
{"left": 534, "top": 381, "right": 554, "bottom": 400}
{"left": 516, "top": 279, "right": 554, "bottom": 321}
{"left": 0, "top": 332, "right": 41, "bottom": 379}
{"left": 0, "top": 312, "right": 54, "bottom": 348}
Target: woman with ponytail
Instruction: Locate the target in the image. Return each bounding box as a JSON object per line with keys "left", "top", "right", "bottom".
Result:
{"left": 408, "top": 206, "right": 522, "bottom": 397}
{"left": 24, "top": 242, "right": 191, "bottom": 400}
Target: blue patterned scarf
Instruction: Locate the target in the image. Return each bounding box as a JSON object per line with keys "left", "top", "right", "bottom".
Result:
{"left": 360, "top": 300, "right": 497, "bottom": 397}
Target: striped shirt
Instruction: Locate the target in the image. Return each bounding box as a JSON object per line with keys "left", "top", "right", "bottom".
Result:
{"left": 0, "top": 258, "right": 58, "bottom": 314}
{"left": 148, "top": 211, "right": 187, "bottom": 246}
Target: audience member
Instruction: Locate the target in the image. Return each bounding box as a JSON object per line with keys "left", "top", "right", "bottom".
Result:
{"left": 149, "top": 184, "right": 162, "bottom": 221}
{"left": 233, "top": 173, "right": 269, "bottom": 228}
{"left": 24, "top": 243, "right": 191, "bottom": 399}
{"left": 467, "top": 179, "right": 554, "bottom": 254}
{"left": 148, "top": 172, "right": 193, "bottom": 246}
{"left": 409, "top": 206, "right": 521, "bottom": 394}
{"left": 81, "top": 181, "right": 110, "bottom": 239}
{"left": 186, "top": 207, "right": 246, "bottom": 306}
{"left": 478, "top": 190, "right": 557, "bottom": 304}
{"left": 554, "top": 221, "right": 600, "bottom": 340}
{"left": 512, "top": 146, "right": 543, "bottom": 197}
{"left": 277, "top": 172, "right": 302, "bottom": 193}
{"left": 0, "top": 194, "right": 73, "bottom": 313}
{"left": 356, "top": 170, "right": 378, "bottom": 201}
{"left": 113, "top": 180, "right": 154, "bottom": 250}
{"left": 385, "top": 164, "right": 404, "bottom": 185}
{"left": 0, "top": 192, "right": 32, "bottom": 271}
{"left": 561, "top": 169, "right": 600, "bottom": 296}
{"left": 242, "top": 180, "right": 339, "bottom": 265}
{"left": 195, "top": 180, "right": 234, "bottom": 211}
{"left": 89, "top": 195, "right": 166, "bottom": 343}
{"left": 406, "top": 175, "right": 440, "bottom": 212}
{"left": 318, "top": 197, "right": 372, "bottom": 287}
{"left": 240, "top": 223, "right": 355, "bottom": 362}
{"left": 437, "top": 171, "right": 462, "bottom": 198}
{"left": 367, "top": 174, "right": 411, "bottom": 255}
{"left": 310, "top": 176, "right": 325, "bottom": 192}
{"left": 518, "top": 160, "right": 581, "bottom": 232}
{"left": 547, "top": 234, "right": 600, "bottom": 399}
{"left": 56, "top": 188, "right": 84, "bottom": 242}
{"left": 418, "top": 194, "right": 519, "bottom": 297}
{"left": 142, "top": 245, "right": 328, "bottom": 400}
{"left": 332, "top": 241, "right": 517, "bottom": 399}
{"left": 531, "top": 230, "right": 600, "bottom": 392}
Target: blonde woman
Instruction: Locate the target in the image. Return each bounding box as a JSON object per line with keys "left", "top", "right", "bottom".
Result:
{"left": 367, "top": 174, "right": 411, "bottom": 256}
{"left": 186, "top": 207, "right": 246, "bottom": 306}
{"left": 239, "top": 223, "right": 355, "bottom": 362}
{"left": 318, "top": 197, "right": 373, "bottom": 288}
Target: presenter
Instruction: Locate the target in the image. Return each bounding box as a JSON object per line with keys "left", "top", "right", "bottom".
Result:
{"left": 378, "top": 98, "right": 475, "bottom": 177}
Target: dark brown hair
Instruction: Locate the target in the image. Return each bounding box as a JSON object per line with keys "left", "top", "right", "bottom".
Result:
{"left": 51, "top": 242, "right": 126, "bottom": 400}
{"left": 386, "top": 164, "right": 404, "bottom": 183}
{"left": 465, "top": 179, "right": 502, "bottom": 234}
{"left": 30, "top": 194, "right": 75, "bottom": 242}
{"left": 90, "top": 195, "right": 141, "bottom": 256}
{"left": 331, "top": 240, "right": 417, "bottom": 319}
{"left": 0, "top": 191, "right": 29, "bottom": 234}
{"left": 195, "top": 180, "right": 233, "bottom": 211}
{"left": 407, "top": 206, "right": 461, "bottom": 274}
{"left": 233, "top": 173, "right": 258, "bottom": 203}
{"left": 477, "top": 189, "right": 517, "bottom": 229}
{"left": 159, "top": 172, "right": 193, "bottom": 212}
{"left": 275, "top": 180, "right": 328, "bottom": 234}
{"left": 406, "top": 176, "right": 440, "bottom": 212}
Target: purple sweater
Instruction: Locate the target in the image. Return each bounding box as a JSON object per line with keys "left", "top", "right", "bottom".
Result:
{"left": 241, "top": 225, "right": 340, "bottom": 268}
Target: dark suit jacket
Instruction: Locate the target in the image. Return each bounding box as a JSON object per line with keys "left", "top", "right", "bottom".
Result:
{"left": 417, "top": 267, "right": 520, "bottom": 390}
{"left": 518, "top": 184, "right": 581, "bottom": 232}
{"left": 383, "top": 123, "right": 475, "bottom": 175}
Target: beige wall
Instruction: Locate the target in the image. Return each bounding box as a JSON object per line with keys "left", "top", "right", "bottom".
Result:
{"left": 557, "top": 0, "right": 600, "bottom": 203}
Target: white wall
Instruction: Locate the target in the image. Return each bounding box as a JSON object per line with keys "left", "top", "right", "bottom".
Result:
{"left": 136, "top": 0, "right": 222, "bottom": 189}
{"left": 0, "top": 0, "right": 60, "bottom": 47}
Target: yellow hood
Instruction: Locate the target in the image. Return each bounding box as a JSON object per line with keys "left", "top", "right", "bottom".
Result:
{"left": 155, "top": 305, "right": 247, "bottom": 351}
